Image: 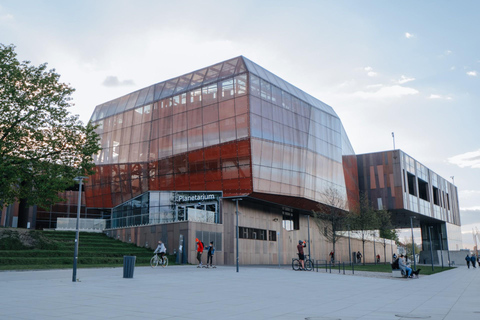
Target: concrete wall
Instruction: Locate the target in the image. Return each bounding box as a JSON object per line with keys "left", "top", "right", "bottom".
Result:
{"left": 105, "top": 198, "right": 397, "bottom": 266}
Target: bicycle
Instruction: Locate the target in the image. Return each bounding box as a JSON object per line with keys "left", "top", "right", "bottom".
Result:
{"left": 292, "top": 254, "right": 313, "bottom": 271}
{"left": 150, "top": 253, "right": 168, "bottom": 268}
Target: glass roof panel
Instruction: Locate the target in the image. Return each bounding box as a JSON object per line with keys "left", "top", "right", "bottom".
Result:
{"left": 115, "top": 95, "right": 130, "bottom": 114}
{"left": 124, "top": 91, "right": 140, "bottom": 111}
{"left": 188, "top": 68, "right": 208, "bottom": 89}
{"left": 174, "top": 74, "right": 193, "bottom": 94}
{"left": 159, "top": 79, "right": 178, "bottom": 100}
{"left": 134, "top": 87, "right": 149, "bottom": 108}
{"left": 235, "top": 57, "right": 247, "bottom": 74}
{"left": 104, "top": 99, "right": 119, "bottom": 118}
{"left": 153, "top": 82, "right": 166, "bottom": 101}
{"left": 218, "top": 57, "right": 238, "bottom": 79}
{"left": 144, "top": 85, "right": 155, "bottom": 105}
{"left": 202, "top": 63, "right": 222, "bottom": 85}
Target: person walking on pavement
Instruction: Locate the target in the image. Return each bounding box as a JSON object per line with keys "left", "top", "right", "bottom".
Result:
{"left": 205, "top": 241, "right": 215, "bottom": 268}
{"left": 471, "top": 254, "right": 477, "bottom": 268}
{"left": 196, "top": 238, "right": 204, "bottom": 268}
{"left": 466, "top": 254, "right": 471, "bottom": 269}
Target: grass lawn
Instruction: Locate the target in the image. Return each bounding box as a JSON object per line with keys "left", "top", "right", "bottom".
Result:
{"left": 316, "top": 263, "right": 455, "bottom": 275}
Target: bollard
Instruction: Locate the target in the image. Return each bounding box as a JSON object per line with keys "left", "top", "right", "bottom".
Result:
{"left": 352, "top": 262, "right": 355, "bottom": 275}
{"left": 325, "top": 261, "right": 327, "bottom": 273}
{"left": 123, "top": 256, "right": 136, "bottom": 278}
{"left": 338, "top": 261, "right": 341, "bottom": 273}
{"left": 343, "top": 262, "right": 345, "bottom": 274}
{"left": 329, "top": 262, "right": 332, "bottom": 273}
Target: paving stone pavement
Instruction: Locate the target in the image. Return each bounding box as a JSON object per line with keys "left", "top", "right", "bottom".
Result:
{"left": 1, "top": 264, "right": 479, "bottom": 320}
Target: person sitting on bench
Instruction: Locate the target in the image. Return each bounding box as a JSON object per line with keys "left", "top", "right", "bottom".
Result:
{"left": 398, "top": 254, "right": 413, "bottom": 278}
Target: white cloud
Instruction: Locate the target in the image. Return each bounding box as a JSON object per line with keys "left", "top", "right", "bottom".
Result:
{"left": 445, "top": 50, "right": 452, "bottom": 55}
{"left": 467, "top": 71, "right": 478, "bottom": 77}
{"left": 102, "top": 76, "right": 135, "bottom": 87}
{"left": 405, "top": 32, "right": 414, "bottom": 39}
{"left": 450, "top": 66, "right": 456, "bottom": 71}
{"left": 353, "top": 84, "right": 419, "bottom": 99}
{"left": 428, "top": 94, "right": 452, "bottom": 100}
{"left": 364, "top": 66, "right": 377, "bottom": 77}
{"left": 448, "top": 149, "right": 480, "bottom": 169}
{"left": 397, "top": 75, "right": 415, "bottom": 84}
{"left": 460, "top": 206, "right": 480, "bottom": 211}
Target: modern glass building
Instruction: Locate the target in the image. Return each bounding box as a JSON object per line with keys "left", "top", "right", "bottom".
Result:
{"left": 84, "top": 56, "right": 363, "bottom": 264}
{"left": 356, "top": 150, "right": 462, "bottom": 253}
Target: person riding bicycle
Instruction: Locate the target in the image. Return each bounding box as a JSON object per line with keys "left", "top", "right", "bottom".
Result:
{"left": 297, "top": 240, "right": 306, "bottom": 270}
{"left": 154, "top": 240, "right": 167, "bottom": 263}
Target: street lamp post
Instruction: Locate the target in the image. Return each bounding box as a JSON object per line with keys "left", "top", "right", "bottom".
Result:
{"left": 232, "top": 198, "right": 242, "bottom": 273}
{"left": 428, "top": 226, "right": 434, "bottom": 271}
{"left": 348, "top": 224, "right": 351, "bottom": 266}
{"left": 439, "top": 230, "right": 444, "bottom": 268}
{"left": 304, "top": 215, "right": 311, "bottom": 258}
{"left": 72, "top": 176, "right": 87, "bottom": 282}
{"left": 410, "top": 216, "right": 416, "bottom": 272}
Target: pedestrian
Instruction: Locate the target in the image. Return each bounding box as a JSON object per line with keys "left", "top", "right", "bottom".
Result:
{"left": 356, "top": 251, "right": 362, "bottom": 264}
{"left": 399, "top": 254, "right": 413, "bottom": 278}
{"left": 471, "top": 254, "right": 477, "bottom": 268}
{"left": 466, "top": 254, "right": 471, "bottom": 269}
{"left": 205, "top": 241, "right": 215, "bottom": 268}
{"left": 297, "top": 240, "right": 306, "bottom": 270}
{"left": 196, "top": 238, "right": 204, "bottom": 268}
{"left": 376, "top": 254, "right": 380, "bottom": 263}
{"left": 329, "top": 251, "right": 334, "bottom": 264}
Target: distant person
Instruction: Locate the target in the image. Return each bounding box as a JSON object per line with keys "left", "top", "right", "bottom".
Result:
{"left": 154, "top": 240, "right": 167, "bottom": 264}
{"left": 471, "top": 254, "right": 477, "bottom": 268}
{"left": 398, "top": 254, "right": 413, "bottom": 278}
{"left": 377, "top": 254, "right": 380, "bottom": 263}
{"left": 356, "top": 251, "right": 362, "bottom": 264}
{"left": 297, "top": 240, "right": 306, "bottom": 270}
{"left": 393, "top": 253, "right": 397, "bottom": 260}
{"left": 205, "top": 241, "right": 215, "bottom": 268}
{"left": 196, "top": 238, "right": 204, "bottom": 268}
{"left": 329, "top": 251, "right": 335, "bottom": 264}
{"left": 466, "top": 254, "right": 471, "bottom": 269}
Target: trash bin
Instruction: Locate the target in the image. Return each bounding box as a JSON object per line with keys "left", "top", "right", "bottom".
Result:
{"left": 123, "top": 256, "right": 136, "bottom": 278}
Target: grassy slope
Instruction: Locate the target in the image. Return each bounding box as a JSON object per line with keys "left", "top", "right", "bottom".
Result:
{"left": 0, "top": 228, "right": 173, "bottom": 270}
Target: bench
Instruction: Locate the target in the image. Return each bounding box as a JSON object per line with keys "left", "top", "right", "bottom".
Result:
{"left": 391, "top": 268, "right": 405, "bottom": 278}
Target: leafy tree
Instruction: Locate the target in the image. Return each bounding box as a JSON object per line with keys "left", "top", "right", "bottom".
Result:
{"left": 349, "top": 193, "right": 379, "bottom": 265}
{"left": 377, "top": 209, "right": 398, "bottom": 263}
{"left": 313, "top": 187, "right": 351, "bottom": 261}
{"left": 404, "top": 242, "right": 421, "bottom": 262}
{"left": 0, "top": 44, "right": 100, "bottom": 211}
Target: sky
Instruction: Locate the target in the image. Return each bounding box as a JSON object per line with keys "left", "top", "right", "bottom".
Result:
{"left": 1, "top": 1, "right": 479, "bottom": 248}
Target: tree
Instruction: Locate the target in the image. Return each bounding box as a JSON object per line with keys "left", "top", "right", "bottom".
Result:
{"left": 404, "top": 242, "right": 421, "bottom": 262}
{"left": 0, "top": 44, "right": 100, "bottom": 210}
{"left": 377, "top": 209, "right": 398, "bottom": 263}
{"left": 349, "top": 193, "right": 379, "bottom": 265}
{"left": 313, "top": 187, "right": 350, "bottom": 261}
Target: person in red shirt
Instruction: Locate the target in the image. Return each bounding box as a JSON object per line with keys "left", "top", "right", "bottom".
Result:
{"left": 297, "top": 240, "right": 306, "bottom": 270}
{"left": 196, "top": 239, "right": 204, "bottom": 267}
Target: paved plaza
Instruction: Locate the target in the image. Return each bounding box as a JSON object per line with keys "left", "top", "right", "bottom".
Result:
{"left": 1, "top": 264, "right": 479, "bottom": 320}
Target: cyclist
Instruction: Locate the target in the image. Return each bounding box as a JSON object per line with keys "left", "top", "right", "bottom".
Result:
{"left": 154, "top": 240, "right": 167, "bottom": 264}
{"left": 297, "top": 240, "right": 306, "bottom": 270}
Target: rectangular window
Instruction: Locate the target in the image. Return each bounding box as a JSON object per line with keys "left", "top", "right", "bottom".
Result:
{"left": 268, "top": 230, "right": 277, "bottom": 241}
{"left": 418, "top": 178, "right": 429, "bottom": 201}
{"left": 238, "top": 227, "right": 267, "bottom": 240}
{"left": 282, "top": 207, "right": 299, "bottom": 231}
{"left": 407, "top": 172, "right": 416, "bottom": 196}
{"left": 433, "top": 186, "right": 440, "bottom": 205}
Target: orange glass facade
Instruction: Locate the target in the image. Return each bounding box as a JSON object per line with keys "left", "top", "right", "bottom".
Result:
{"left": 86, "top": 56, "right": 359, "bottom": 222}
